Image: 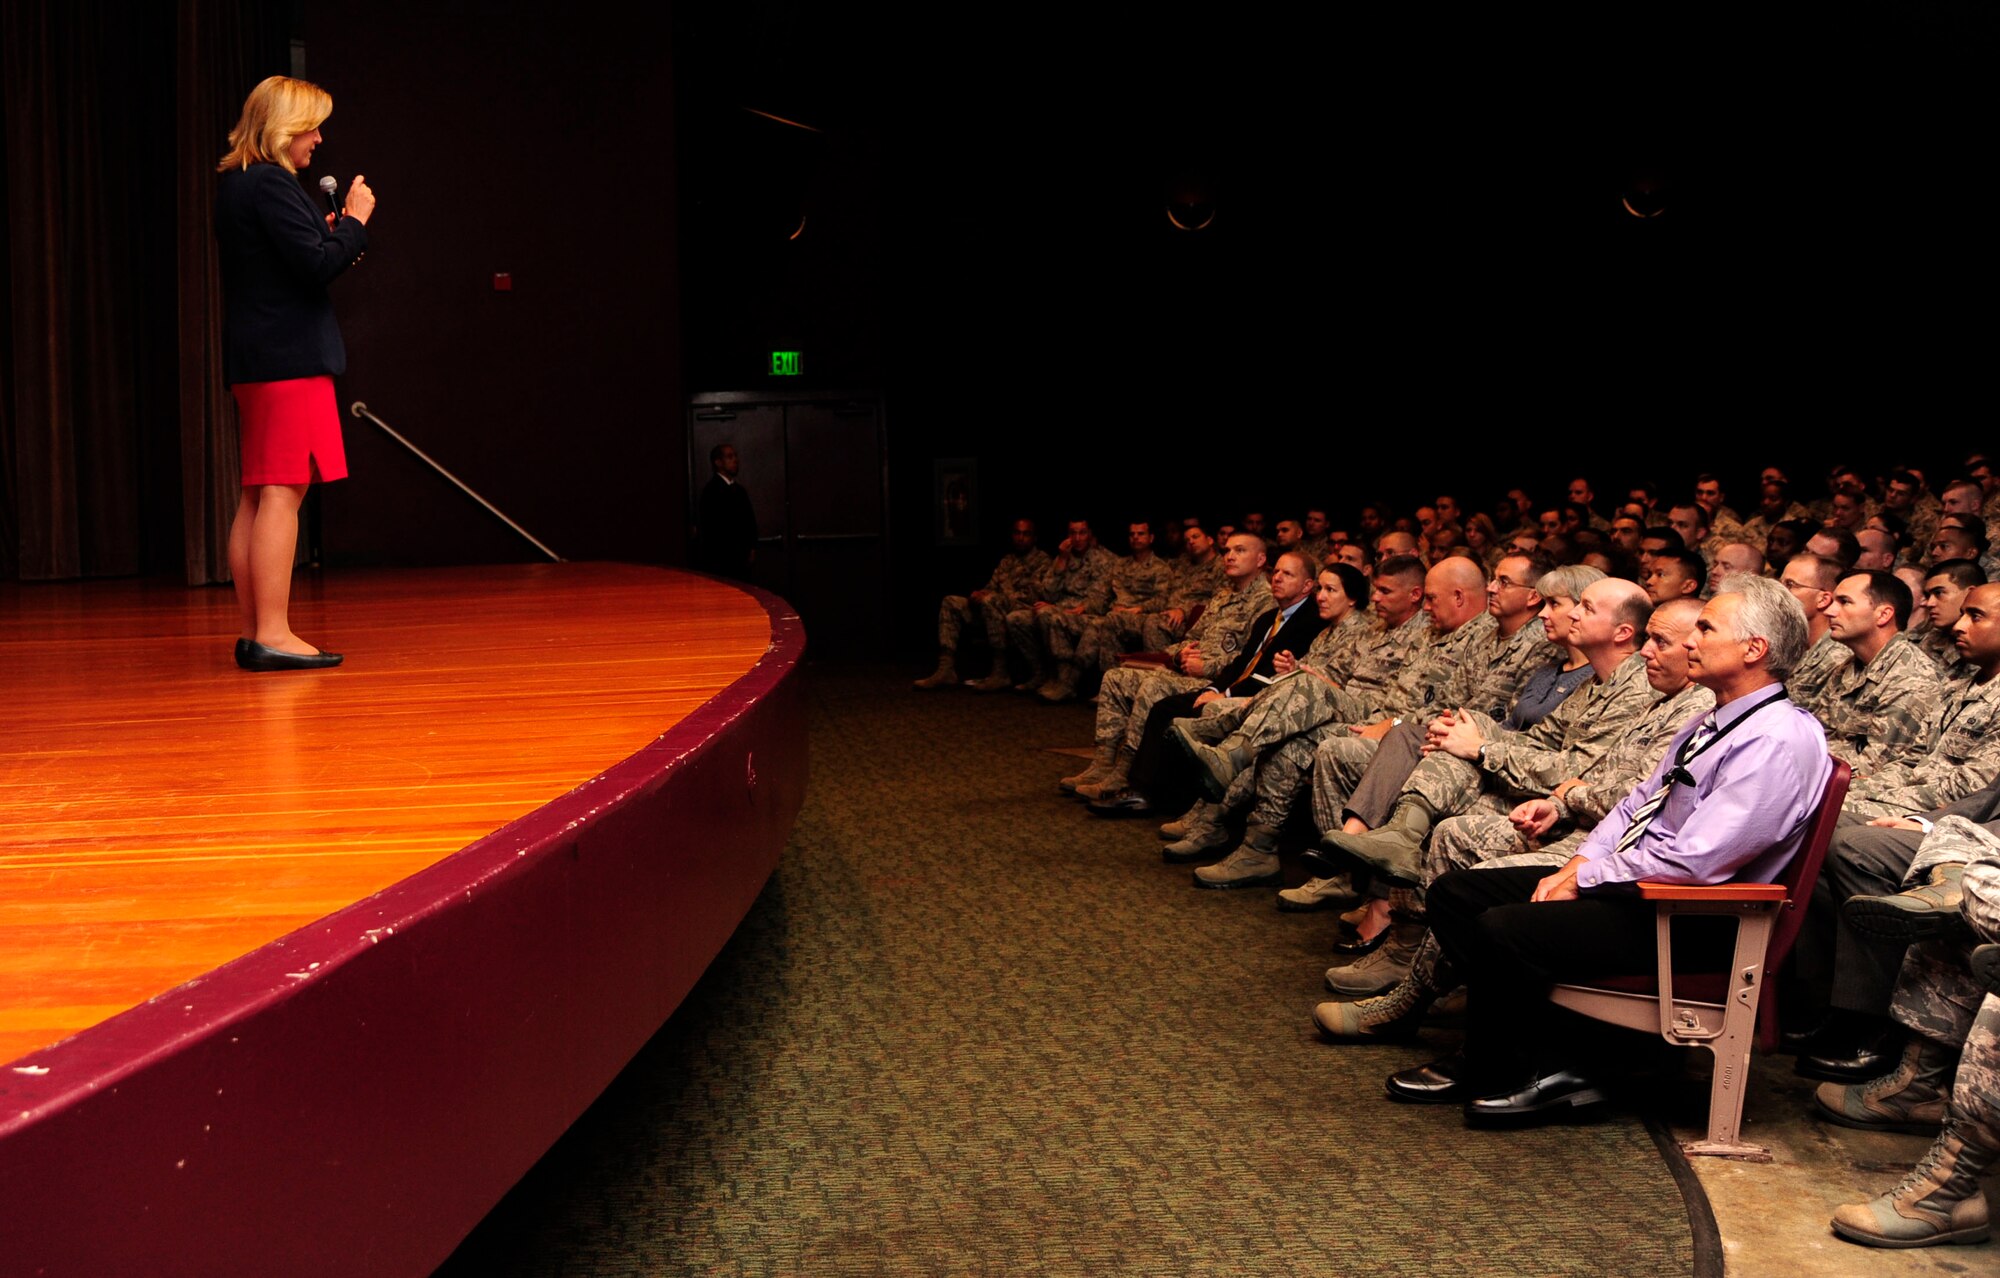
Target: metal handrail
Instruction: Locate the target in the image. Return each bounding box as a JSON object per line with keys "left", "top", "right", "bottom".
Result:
{"left": 350, "top": 402, "right": 563, "bottom": 562}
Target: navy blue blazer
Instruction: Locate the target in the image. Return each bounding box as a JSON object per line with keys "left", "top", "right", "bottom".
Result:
{"left": 215, "top": 164, "right": 368, "bottom": 385}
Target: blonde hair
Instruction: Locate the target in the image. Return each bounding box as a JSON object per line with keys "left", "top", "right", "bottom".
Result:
{"left": 217, "top": 76, "right": 332, "bottom": 174}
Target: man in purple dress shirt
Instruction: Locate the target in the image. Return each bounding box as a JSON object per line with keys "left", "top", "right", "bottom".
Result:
{"left": 1384, "top": 576, "right": 1835, "bottom": 1124}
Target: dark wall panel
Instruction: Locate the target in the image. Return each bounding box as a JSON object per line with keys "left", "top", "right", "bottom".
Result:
{"left": 303, "top": 4, "right": 681, "bottom": 568}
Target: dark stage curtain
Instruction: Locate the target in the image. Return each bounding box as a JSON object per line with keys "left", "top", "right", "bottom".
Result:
{"left": 0, "top": 0, "right": 285, "bottom": 583}
{"left": 175, "top": 0, "right": 291, "bottom": 585}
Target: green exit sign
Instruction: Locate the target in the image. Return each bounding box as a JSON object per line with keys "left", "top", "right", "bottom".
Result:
{"left": 770, "top": 351, "right": 802, "bottom": 376}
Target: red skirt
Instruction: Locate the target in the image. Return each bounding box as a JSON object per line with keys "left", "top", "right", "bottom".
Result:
{"left": 233, "top": 375, "right": 347, "bottom": 486}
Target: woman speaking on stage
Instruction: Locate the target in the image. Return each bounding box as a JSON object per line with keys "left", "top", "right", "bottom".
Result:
{"left": 215, "top": 75, "right": 376, "bottom": 671}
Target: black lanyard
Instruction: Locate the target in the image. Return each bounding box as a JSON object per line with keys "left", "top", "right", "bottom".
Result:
{"left": 1664, "top": 687, "right": 1788, "bottom": 787}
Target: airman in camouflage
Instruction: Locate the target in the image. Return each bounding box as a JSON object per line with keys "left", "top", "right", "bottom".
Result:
{"left": 1817, "top": 630, "right": 1943, "bottom": 773}
{"left": 1138, "top": 532, "right": 1228, "bottom": 651}
{"left": 1314, "top": 578, "right": 1658, "bottom": 883}
{"left": 1041, "top": 522, "right": 1173, "bottom": 701}
{"left": 1194, "top": 558, "right": 1485, "bottom": 841}
{"left": 1776, "top": 552, "right": 1845, "bottom": 719}
{"left": 1844, "top": 674, "right": 2000, "bottom": 820}
{"left": 1422, "top": 677, "right": 1714, "bottom": 875}
{"left": 1822, "top": 817, "right": 2000, "bottom": 1248}
{"left": 1063, "top": 535, "right": 1271, "bottom": 794}
{"left": 1916, "top": 558, "right": 1985, "bottom": 679}
{"left": 1004, "top": 519, "right": 1119, "bottom": 692}
{"left": 1788, "top": 630, "right": 1848, "bottom": 720}
{"left": 917, "top": 517, "right": 1049, "bottom": 689}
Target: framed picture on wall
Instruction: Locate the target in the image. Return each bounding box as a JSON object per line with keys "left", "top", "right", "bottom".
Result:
{"left": 935, "top": 458, "right": 978, "bottom": 545}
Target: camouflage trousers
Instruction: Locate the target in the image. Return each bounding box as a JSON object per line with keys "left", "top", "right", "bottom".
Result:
{"left": 1907, "top": 814, "right": 2000, "bottom": 890}
{"left": 1218, "top": 676, "right": 1374, "bottom": 832}
{"left": 1424, "top": 815, "right": 1578, "bottom": 886}
{"left": 1139, "top": 611, "right": 1189, "bottom": 651}
{"left": 1886, "top": 816, "right": 2000, "bottom": 1057}
{"left": 1003, "top": 608, "right": 1047, "bottom": 676}
{"left": 1039, "top": 609, "right": 1094, "bottom": 668}
{"left": 1309, "top": 732, "right": 1383, "bottom": 834}
{"left": 937, "top": 594, "right": 1010, "bottom": 660}
{"left": 1399, "top": 711, "right": 1525, "bottom": 817}
{"left": 1076, "top": 611, "right": 1150, "bottom": 676}
{"left": 1095, "top": 665, "right": 1209, "bottom": 758}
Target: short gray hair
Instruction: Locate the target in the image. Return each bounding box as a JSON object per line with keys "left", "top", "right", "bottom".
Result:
{"left": 1536, "top": 563, "right": 1606, "bottom": 603}
{"left": 1717, "top": 574, "right": 1809, "bottom": 679}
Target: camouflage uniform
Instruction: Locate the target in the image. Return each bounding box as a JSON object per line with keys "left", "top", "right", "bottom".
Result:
{"left": 1845, "top": 675, "right": 2000, "bottom": 820}
{"left": 1815, "top": 633, "right": 1944, "bottom": 772}
{"left": 1230, "top": 612, "right": 1493, "bottom": 832}
{"left": 1423, "top": 681, "right": 1715, "bottom": 871}
{"left": 1090, "top": 576, "right": 1273, "bottom": 761}
{"left": 1918, "top": 625, "right": 1974, "bottom": 681}
{"left": 1787, "top": 631, "right": 1849, "bottom": 722}
{"left": 1058, "top": 552, "right": 1174, "bottom": 675}
{"left": 1005, "top": 544, "right": 1118, "bottom": 678}
{"left": 1301, "top": 608, "right": 1374, "bottom": 687}
{"left": 1446, "top": 620, "right": 1565, "bottom": 724}
{"left": 1738, "top": 502, "right": 1814, "bottom": 550}
{"left": 936, "top": 547, "right": 1049, "bottom": 663}
{"left": 1188, "top": 609, "right": 1393, "bottom": 743}
{"left": 1902, "top": 496, "right": 1942, "bottom": 566}
{"left": 1139, "top": 556, "right": 1227, "bottom": 650}
{"left": 1879, "top": 818, "right": 2000, "bottom": 1162}
{"left": 1321, "top": 651, "right": 1656, "bottom": 834}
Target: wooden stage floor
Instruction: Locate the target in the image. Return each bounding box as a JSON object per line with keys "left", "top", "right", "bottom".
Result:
{"left": 0, "top": 562, "right": 773, "bottom": 1066}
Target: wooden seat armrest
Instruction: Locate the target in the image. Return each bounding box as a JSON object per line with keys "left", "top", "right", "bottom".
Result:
{"left": 1634, "top": 881, "right": 1789, "bottom": 902}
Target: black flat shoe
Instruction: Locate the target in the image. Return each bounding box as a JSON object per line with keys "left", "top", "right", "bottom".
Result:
{"left": 1464, "top": 1068, "right": 1609, "bottom": 1126}
{"left": 1386, "top": 1052, "right": 1472, "bottom": 1104}
{"left": 1330, "top": 925, "right": 1389, "bottom": 957}
{"left": 237, "top": 640, "right": 344, "bottom": 672}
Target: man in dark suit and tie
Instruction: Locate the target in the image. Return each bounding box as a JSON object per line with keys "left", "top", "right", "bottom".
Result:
{"left": 695, "top": 443, "right": 757, "bottom": 580}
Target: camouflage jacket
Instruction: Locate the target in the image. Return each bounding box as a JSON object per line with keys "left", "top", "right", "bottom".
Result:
{"left": 1300, "top": 608, "right": 1373, "bottom": 686}
{"left": 1557, "top": 681, "right": 1717, "bottom": 827}
{"left": 1444, "top": 618, "right": 1566, "bottom": 723}
{"left": 1848, "top": 673, "right": 2000, "bottom": 814}
{"left": 1336, "top": 609, "right": 1433, "bottom": 720}
{"left": 1107, "top": 553, "right": 1174, "bottom": 612}
{"left": 1917, "top": 624, "right": 1974, "bottom": 681}
{"left": 1787, "top": 632, "right": 1848, "bottom": 722}
{"left": 1386, "top": 611, "right": 1498, "bottom": 722}
{"left": 981, "top": 548, "right": 1050, "bottom": 610}
{"left": 1166, "top": 556, "right": 1226, "bottom": 613}
{"left": 1168, "top": 575, "right": 1274, "bottom": 671}
{"left": 1040, "top": 544, "right": 1120, "bottom": 612}
{"left": 1476, "top": 651, "right": 1657, "bottom": 798}
{"left": 1817, "top": 632, "right": 1944, "bottom": 772}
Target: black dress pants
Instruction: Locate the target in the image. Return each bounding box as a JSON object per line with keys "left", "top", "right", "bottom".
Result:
{"left": 1427, "top": 866, "right": 1742, "bottom": 1088}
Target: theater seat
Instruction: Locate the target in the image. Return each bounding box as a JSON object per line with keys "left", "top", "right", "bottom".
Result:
{"left": 1549, "top": 759, "right": 1851, "bottom": 1161}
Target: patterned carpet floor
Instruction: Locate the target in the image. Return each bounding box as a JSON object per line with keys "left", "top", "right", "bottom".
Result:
{"left": 435, "top": 666, "right": 1698, "bottom": 1276}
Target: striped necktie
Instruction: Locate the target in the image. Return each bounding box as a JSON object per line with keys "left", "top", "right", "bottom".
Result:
{"left": 1612, "top": 713, "right": 1718, "bottom": 855}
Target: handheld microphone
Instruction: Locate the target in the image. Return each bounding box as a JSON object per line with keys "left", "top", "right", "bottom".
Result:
{"left": 318, "top": 175, "right": 341, "bottom": 220}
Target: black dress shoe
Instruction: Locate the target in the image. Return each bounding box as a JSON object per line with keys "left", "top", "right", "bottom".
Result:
{"left": 1385, "top": 1052, "right": 1472, "bottom": 1104}
{"left": 1298, "top": 843, "right": 1346, "bottom": 879}
{"left": 236, "top": 640, "right": 344, "bottom": 672}
{"left": 1797, "top": 1023, "right": 1905, "bottom": 1084}
{"left": 1464, "top": 1068, "right": 1609, "bottom": 1126}
{"left": 1329, "top": 925, "right": 1389, "bottom": 957}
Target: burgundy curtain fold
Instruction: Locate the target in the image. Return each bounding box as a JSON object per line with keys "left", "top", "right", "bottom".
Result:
{"left": 0, "top": 0, "right": 284, "bottom": 583}
{"left": 176, "top": 0, "right": 289, "bottom": 585}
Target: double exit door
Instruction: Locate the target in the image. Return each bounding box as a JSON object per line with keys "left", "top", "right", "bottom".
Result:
{"left": 688, "top": 391, "right": 886, "bottom": 655}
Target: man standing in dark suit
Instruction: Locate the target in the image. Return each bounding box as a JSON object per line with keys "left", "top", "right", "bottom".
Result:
{"left": 695, "top": 443, "right": 757, "bottom": 580}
